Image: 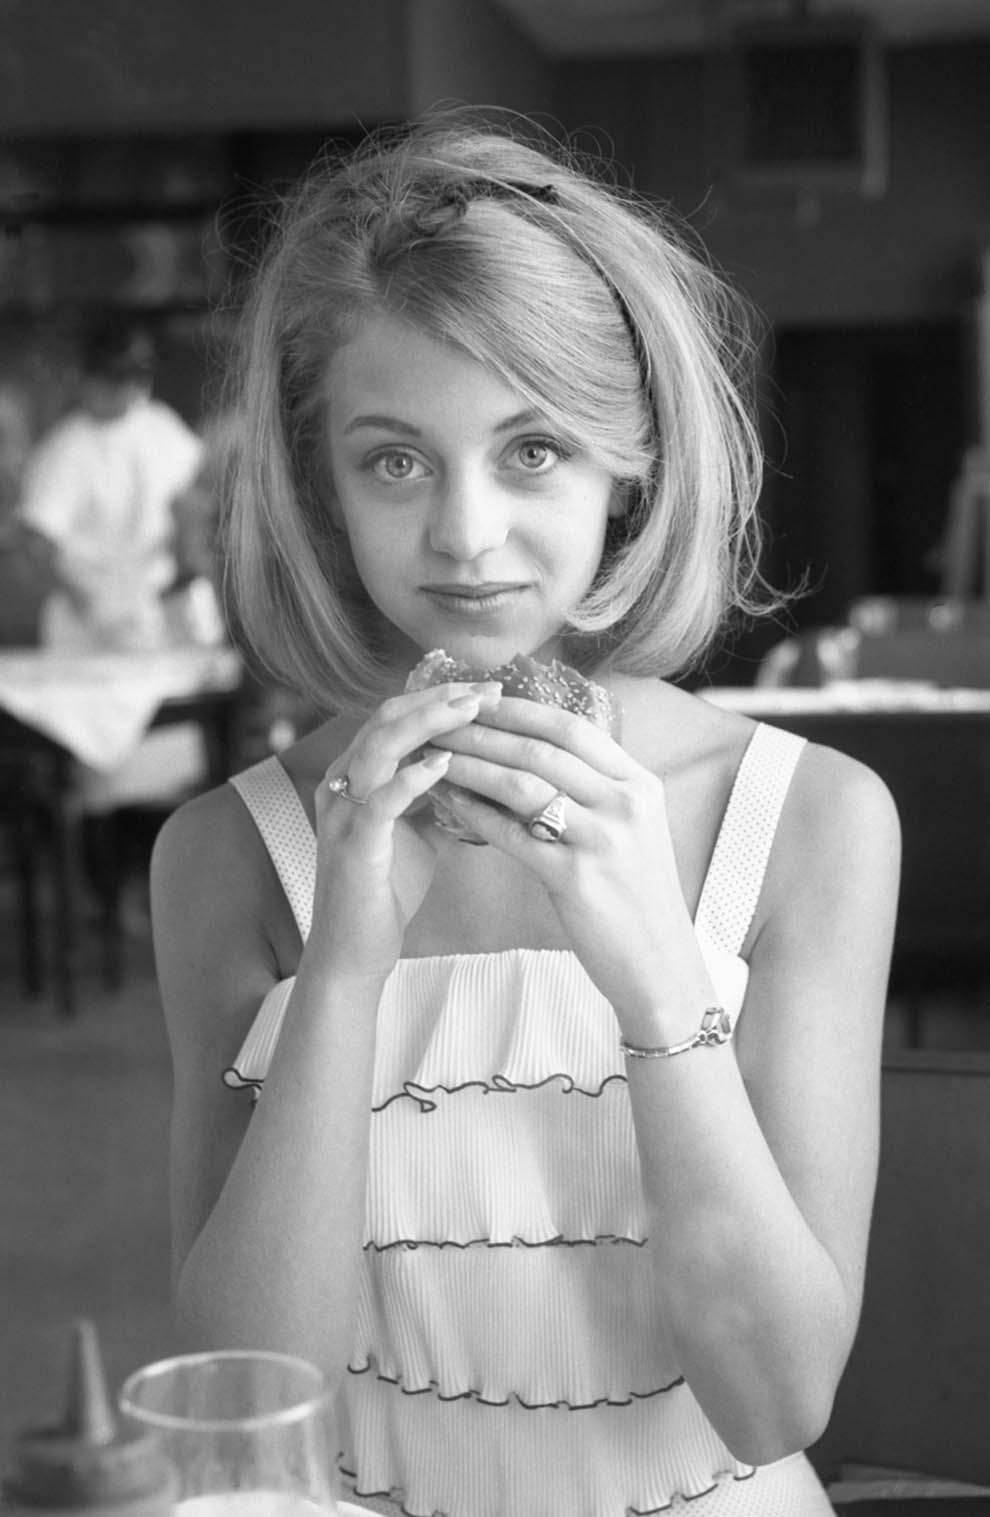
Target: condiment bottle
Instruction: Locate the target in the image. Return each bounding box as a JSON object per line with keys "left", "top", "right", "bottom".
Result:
{"left": 2, "top": 1321, "right": 175, "bottom": 1514}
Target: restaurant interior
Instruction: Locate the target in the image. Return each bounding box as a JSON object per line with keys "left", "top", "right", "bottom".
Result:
{"left": 1, "top": 1, "right": 989, "bottom": 1511}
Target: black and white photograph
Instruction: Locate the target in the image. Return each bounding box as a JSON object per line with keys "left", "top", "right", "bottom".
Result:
{"left": 1, "top": 3, "right": 988, "bottom": 1513}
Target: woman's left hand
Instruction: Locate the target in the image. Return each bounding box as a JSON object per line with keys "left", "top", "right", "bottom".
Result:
{"left": 432, "top": 696, "right": 694, "bottom": 1013}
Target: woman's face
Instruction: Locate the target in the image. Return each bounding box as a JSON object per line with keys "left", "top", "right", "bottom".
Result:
{"left": 323, "top": 312, "right": 623, "bottom": 671}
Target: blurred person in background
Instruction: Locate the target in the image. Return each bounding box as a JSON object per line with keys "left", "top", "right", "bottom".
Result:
{"left": 12, "top": 322, "right": 214, "bottom": 930}
{"left": 17, "top": 313, "right": 202, "bottom": 651}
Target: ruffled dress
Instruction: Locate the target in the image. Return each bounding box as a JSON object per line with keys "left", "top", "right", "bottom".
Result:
{"left": 225, "top": 722, "right": 834, "bottom": 1516}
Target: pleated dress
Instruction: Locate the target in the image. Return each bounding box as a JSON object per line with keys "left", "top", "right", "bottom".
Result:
{"left": 224, "top": 722, "right": 835, "bottom": 1516}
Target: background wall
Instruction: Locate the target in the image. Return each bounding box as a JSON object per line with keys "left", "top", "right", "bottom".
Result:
{"left": 405, "top": 0, "right": 552, "bottom": 119}
{"left": 559, "top": 42, "right": 990, "bottom": 328}
{"left": 2, "top": 5, "right": 987, "bottom": 659}
{"left": 557, "top": 41, "right": 989, "bottom": 658}
{"left": 0, "top": 0, "right": 553, "bottom": 433}
{"left": 0, "top": 0, "right": 552, "bottom": 136}
{"left": 0, "top": 0, "right": 408, "bottom": 133}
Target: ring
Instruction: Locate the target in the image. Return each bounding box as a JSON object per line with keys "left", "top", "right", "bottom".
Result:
{"left": 527, "top": 791, "right": 568, "bottom": 843}
{"left": 326, "top": 774, "right": 368, "bottom": 806}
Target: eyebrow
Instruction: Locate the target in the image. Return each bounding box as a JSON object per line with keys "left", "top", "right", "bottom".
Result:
{"left": 342, "top": 409, "right": 543, "bottom": 438}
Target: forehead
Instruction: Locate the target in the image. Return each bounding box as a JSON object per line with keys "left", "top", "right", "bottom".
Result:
{"left": 324, "top": 312, "right": 535, "bottom": 433}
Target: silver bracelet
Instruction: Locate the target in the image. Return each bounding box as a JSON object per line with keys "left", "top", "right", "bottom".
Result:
{"left": 619, "top": 1006, "right": 733, "bottom": 1059}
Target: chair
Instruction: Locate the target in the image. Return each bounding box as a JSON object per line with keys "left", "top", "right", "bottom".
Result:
{"left": 0, "top": 527, "right": 56, "bottom": 648}
{"left": 0, "top": 681, "right": 245, "bottom": 1015}
{"left": 73, "top": 683, "right": 247, "bottom": 996}
{"left": 0, "top": 718, "right": 75, "bottom": 1005}
{"left": 812, "top": 1052, "right": 990, "bottom": 1510}
{"left": 755, "top": 702, "right": 990, "bottom": 1017}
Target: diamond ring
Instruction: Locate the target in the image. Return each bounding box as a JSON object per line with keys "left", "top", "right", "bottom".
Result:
{"left": 326, "top": 774, "right": 368, "bottom": 806}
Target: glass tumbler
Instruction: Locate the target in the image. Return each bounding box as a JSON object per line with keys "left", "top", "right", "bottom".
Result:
{"left": 119, "top": 1349, "right": 338, "bottom": 1515}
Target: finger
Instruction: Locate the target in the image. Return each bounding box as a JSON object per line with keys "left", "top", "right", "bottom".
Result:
{"left": 438, "top": 784, "right": 577, "bottom": 863}
{"left": 344, "top": 683, "right": 501, "bottom": 798}
{"left": 320, "top": 747, "right": 453, "bottom": 826}
{"left": 465, "top": 694, "right": 630, "bottom": 775}
{"left": 375, "top": 747, "right": 455, "bottom": 820}
{"left": 431, "top": 709, "right": 621, "bottom": 807}
{"left": 440, "top": 750, "right": 579, "bottom": 824}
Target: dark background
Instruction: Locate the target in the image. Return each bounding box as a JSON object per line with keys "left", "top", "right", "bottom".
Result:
{"left": 2, "top": 4, "right": 988, "bottom": 679}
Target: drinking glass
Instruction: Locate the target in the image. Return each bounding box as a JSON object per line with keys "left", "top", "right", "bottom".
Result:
{"left": 119, "top": 1349, "right": 338, "bottom": 1514}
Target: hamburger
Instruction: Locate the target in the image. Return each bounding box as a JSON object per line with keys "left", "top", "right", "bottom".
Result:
{"left": 405, "top": 649, "right": 621, "bottom": 842}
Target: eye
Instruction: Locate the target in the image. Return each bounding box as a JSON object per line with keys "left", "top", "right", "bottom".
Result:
{"left": 369, "top": 448, "right": 428, "bottom": 483}
{"left": 511, "top": 437, "right": 570, "bottom": 473}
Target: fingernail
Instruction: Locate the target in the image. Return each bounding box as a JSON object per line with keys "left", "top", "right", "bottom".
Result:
{"left": 448, "top": 693, "right": 481, "bottom": 711}
{"left": 423, "top": 748, "right": 452, "bottom": 770}
{"left": 470, "top": 682, "right": 502, "bottom": 707}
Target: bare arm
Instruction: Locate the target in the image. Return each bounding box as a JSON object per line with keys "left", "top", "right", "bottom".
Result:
{"left": 152, "top": 683, "right": 500, "bottom": 1392}
{"left": 152, "top": 784, "right": 387, "bottom": 1385}
{"left": 622, "top": 745, "right": 900, "bottom": 1464}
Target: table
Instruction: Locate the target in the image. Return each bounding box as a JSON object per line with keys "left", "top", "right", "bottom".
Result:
{"left": 0, "top": 647, "right": 244, "bottom": 1016}
{"left": 0, "top": 647, "right": 243, "bottom": 772}
{"left": 701, "top": 682, "right": 990, "bottom": 1004}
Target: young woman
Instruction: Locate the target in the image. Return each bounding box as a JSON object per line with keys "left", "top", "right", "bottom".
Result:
{"left": 152, "top": 110, "right": 900, "bottom": 1515}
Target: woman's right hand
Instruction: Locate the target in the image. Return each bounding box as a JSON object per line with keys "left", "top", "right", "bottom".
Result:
{"left": 309, "top": 681, "right": 502, "bottom": 979}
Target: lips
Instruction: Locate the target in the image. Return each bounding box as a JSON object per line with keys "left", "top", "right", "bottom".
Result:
{"left": 420, "top": 582, "right": 530, "bottom": 616}
{"left": 421, "top": 582, "right": 526, "bottom": 598}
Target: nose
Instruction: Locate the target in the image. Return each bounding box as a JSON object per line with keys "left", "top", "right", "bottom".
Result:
{"left": 427, "top": 468, "right": 509, "bottom": 561}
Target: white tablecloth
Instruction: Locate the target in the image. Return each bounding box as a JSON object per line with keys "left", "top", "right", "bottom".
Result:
{"left": 0, "top": 647, "right": 242, "bottom": 770}
{"left": 700, "top": 678, "right": 990, "bottom": 715}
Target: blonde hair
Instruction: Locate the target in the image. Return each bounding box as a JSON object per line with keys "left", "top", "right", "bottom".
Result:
{"left": 222, "top": 107, "right": 775, "bottom": 713}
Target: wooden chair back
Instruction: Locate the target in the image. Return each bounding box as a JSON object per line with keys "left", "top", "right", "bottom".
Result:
{"left": 812, "top": 1052, "right": 990, "bottom": 1488}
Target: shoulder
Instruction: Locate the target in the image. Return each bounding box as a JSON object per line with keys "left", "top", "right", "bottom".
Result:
{"left": 18, "top": 416, "right": 94, "bottom": 523}
{"left": 136, "top": 400, "right": 203, "bottom": 462}
{"left": 614, "top": 675, "right": 902, "bottom": 947}
{"left": 754, "top": 734, "right": 902, "bottom": 945}
{"left": 627, "top": 675, "right": 901, "bottom": 857}
{"left": 152, "top": 778, "right": 258, "bottom": 894}
{"left": 23, "top": 413, "right": 92, "bottom": 474}
{"left": 151, "top": 780, "right": 270, "bottom": 966}
{"left": 150, "top": 777, "right": 293, "bottom": 1045}
{"left": 143, "top": 397, "right": 200, "bottom": 437}
{"left": 783, "top": 737, "right": 901, "bottom": 866}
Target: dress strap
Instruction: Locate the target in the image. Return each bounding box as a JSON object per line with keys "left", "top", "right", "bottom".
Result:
{"left": 229, "top": 756, "right": 316, "bottom": 940}
{"left": 694, "top": 722, "right": 806, "bottom": 959}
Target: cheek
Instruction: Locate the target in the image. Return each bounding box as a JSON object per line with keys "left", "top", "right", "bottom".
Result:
{"left": 573, "top": 489, "right": 615, "bottom": 566}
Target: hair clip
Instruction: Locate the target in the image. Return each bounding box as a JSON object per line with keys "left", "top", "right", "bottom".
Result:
{"left": 431, "top": 178, "right": 561, "bottom": 214}
{"left": 384, "top": 177, "right": 561, "bottom": 251}
{"left": 501, "top": 181, "right": 560, "bottom": 205}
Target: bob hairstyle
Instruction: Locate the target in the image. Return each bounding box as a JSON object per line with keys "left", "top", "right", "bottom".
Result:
{"left": 222, "top": 107, "right": 777, "bottom": 714}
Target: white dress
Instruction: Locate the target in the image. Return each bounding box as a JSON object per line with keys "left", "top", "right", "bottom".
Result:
{"left": 226, "top": 723, "right": 835, "bottom": 1516}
